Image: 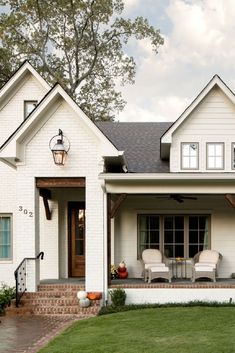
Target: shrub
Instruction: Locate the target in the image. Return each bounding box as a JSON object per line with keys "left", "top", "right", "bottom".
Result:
{"left": 109, "top": 288, "right": 126, "bottom": 307}
{"left": 98, "top": 300, "right": 235, "bottom": 316}
{"left": 0, "top": 283, "right": 15, "bottom": 315}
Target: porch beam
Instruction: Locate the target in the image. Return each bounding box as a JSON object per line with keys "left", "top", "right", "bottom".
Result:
{"left": 39, "top": 189, "right": 52, "bottom": 220}
{"left": 36, "top": 177, "right": 85, "bottom": 188}
{"left": 110, "top": 193, "right": 127, "bottom": 218}
{"left": 225, "top": 194, "right": 235, "bottom": 208}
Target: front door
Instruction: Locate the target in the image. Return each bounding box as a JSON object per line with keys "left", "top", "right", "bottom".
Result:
{"left": 68, "top": 202, "right": 85, "bottom": 277}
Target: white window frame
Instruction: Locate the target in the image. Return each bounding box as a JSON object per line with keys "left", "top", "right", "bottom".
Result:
{"left": 206, "top": 143, "right": 224, "bottom": 170}
{"left": 0, "top": 214, "right": 12, "bottom": 261}
{"left": 181, "top": 143, "right": 199, "bottom": 170}
{"left": 24, "top": 100, "right": 38, "bottom": 119}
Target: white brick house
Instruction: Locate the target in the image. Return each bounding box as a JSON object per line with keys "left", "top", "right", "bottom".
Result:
{"left": 1, "top": 62, "right": 235, "bottom": 304}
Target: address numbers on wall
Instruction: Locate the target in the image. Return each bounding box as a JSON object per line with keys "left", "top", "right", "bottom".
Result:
{"left": 18, "top": 206, "right": 33, "bottom": 218}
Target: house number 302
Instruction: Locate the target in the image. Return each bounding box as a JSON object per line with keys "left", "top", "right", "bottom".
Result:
{"left": 18, "top": 206, "right": 33, "bottom": 218}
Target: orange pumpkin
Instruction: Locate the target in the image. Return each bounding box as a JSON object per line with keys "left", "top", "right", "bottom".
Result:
{"left": 87, "top": 292, "right": 102, "bottom": 300}
{"left": 118, "top": 271, "right": 128, "bottom": 279}
{"left": 87, "top": 293, "right": 97, "bottom": 300}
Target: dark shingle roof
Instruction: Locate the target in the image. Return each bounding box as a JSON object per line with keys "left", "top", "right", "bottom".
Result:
{"left": 96, "top": 122, "right": 173, "bottom": 173}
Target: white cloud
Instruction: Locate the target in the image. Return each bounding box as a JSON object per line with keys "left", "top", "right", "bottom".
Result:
{"left": 118, "top": 0, "right": 235, "bottom": 122}
{"left": 123, "top": 0, "right": 140, "bottom": 11}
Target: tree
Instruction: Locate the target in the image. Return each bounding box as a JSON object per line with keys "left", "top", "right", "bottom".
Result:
{"left": 0, "top": 0, "right": 163, "bottom": 121}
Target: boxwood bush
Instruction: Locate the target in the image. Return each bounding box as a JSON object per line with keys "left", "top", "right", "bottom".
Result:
{"left": 0, "top": 283, "right": 15, "bottom": 315}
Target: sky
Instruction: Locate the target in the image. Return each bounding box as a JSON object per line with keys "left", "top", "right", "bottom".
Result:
{"left": 119, "top": 0, "right": 235, "bottom": 123}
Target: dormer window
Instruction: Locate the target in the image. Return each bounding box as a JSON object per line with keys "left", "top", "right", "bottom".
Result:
{"left": 181, "top": 143, "right": 199, "bottom": 170}
{"left": 206, "top": 143, "right": 224, "bottom": 170}
{"left": 24, "top": 101, "right": 37, "bottom": 119}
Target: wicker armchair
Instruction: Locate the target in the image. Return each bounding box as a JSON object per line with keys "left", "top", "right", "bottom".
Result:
{"left": 141, "top": 249, "right": 171, "bottom": 283}
{"left": 192, "top": 250, "right": 222, "bottom": 282}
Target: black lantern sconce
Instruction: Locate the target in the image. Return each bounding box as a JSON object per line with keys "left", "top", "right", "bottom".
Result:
{"left": 49, "top": 129, "right": 70, "bottom": 165}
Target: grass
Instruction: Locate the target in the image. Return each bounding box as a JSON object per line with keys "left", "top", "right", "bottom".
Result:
{"left": 38, "top": 307, "right": 235, "bottom": 353}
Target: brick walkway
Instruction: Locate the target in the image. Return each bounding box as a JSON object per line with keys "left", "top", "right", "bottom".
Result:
{"left": 0, "top": 315, "right": 79, "bottom": 353}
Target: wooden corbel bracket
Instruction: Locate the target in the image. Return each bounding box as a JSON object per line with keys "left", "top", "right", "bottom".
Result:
{"left": 39, "top": 189, "right": 52, "bottom": 220}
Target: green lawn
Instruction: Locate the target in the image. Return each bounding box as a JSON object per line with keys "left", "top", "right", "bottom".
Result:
{"left": 38, "top": 307, "right": 235, "bottom": 353}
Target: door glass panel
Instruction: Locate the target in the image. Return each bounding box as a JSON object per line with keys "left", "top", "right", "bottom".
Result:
{"left": 164, "top": 245, "right": 173, "bottom": 257}
{"left": 164, "top": 217, "right": 173, "bottom": 229}
{"left": 189, "top": 230, "right": 198, "bottom": 244}
{"left": 175, "top": 245, "right": 184, "bottom": 257}
{"left": 149, "top": 231, "right": 159, "bottom": 244}
{"left": 175, "top": 216, "right": 184, "bottom": 229}
{"left": 149, "top": 216, "right": 159, "bottom": 229}
{"left": 175, "top": 230, "right": 184, "bottom": 243}
{"left": 164, "top": 230, "right": 173, "bottom": 243}
{"left": 73, "top": 208, "right": 85, "bottom": 256}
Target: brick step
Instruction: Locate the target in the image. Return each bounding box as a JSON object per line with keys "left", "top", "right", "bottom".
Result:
{"left": 6, "top": 304, "right": 100, "bottom": 316}
{"left": 38, "top": 284, "right": 85, "bottom": 292}
{"left": 8, "top": 284, "right": 101, "bottom": 317}
{"left": 20, "top": 298, "right": 101, "bottom": 307}
{"left": 23, "top": 291, "right": 79, "bottom": 298}
{"left": 31, "top": 305, "right": 100, "bottom": 316}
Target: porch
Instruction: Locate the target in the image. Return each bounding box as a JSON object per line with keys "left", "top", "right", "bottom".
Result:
{"left": 38, "top": 278, "right": 235, "bottom": 305}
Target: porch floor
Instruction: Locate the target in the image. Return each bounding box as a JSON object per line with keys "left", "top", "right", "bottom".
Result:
{"left": 40, "top": 278, "right": 235, "bottom": 288}
{"left": 110, "top": 278, "right": 235, "bottom": 288}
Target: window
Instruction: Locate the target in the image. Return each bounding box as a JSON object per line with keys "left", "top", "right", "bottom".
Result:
{"left": 181, "top": 143, "right": 198, "bottom": 169}
{"left": 207, "top": 143, "right": 224, "bottom": 169}
{"left": 232, "top": 143, "right": 235, "bottom": 169}
{"left": 0, "top": 216, "right": 12, "bottom": 260}
{"left": 138, "top": 215, "right": 160, "bottom": 256}
{"left": 24, "top": 101, "right": 37, "bottom": 119}
{"left": 164, "top": 216, "right": 184, "bottom": 257}
{"left": 188, "top": 216, "right": 209, "bottom": 257}
{"left": 138, "top": 214, "right": 210, "bottom": 258}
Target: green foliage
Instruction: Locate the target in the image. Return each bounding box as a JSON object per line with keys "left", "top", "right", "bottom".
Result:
{"left": 0, "top": 0, "right": 163, "bottom": 121}
{"left": 0, "top": 283, "right": 15, "bottom": 315}
{"left": 109, "top": 287, "right": 126, "bottom": 307}
{"left": 99, "top": 300, "right": 235, "bottom": 316}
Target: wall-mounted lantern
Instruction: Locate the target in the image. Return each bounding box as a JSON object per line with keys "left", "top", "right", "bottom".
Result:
{"left": 49, "top": 129, "right": 70, "bottom": 165}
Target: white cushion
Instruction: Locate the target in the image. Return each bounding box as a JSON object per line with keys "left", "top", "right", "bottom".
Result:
{"left": 195, "top": 262, "right": 216, "bottom": 269}
{"left": 149, "top": 266, "right": 169, "bottom": 272}
{"left": 145, "top": 263, "right": 166, "bottom": 269}
{"left": 194, "top": 266, "right": 214, "bottom": 272}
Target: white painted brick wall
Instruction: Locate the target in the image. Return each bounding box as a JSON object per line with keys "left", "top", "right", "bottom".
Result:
{"left": 0, "top": 74, "right": 47, "bottom": 146}
{"left": 14, "top": 100, "right": 105, "bottom": 292}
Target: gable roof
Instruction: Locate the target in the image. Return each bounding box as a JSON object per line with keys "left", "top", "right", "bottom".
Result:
{"left": 160, "top": 75, "right": 235, "bottom": 158}
{"left": 0, "top": 83, "right": 121, "bottom": 164}
{"left": 96, "top": 122, "right": 172, "bottom": 173}
{"left": 0, "top": 61, "right": 50, "bottom": 104}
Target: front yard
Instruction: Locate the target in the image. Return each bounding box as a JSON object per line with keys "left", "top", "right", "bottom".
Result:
{"left": 39, "top": 306, "right": 235, "bottom": 353}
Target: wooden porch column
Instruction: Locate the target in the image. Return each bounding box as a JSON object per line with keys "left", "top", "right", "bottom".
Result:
{"left": 107, "top": 193, "right": 112, "bottom": 285}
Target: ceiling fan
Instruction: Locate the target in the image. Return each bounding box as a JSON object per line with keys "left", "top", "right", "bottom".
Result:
{"left": 155, "top": 194, "right": 198, "bottom": 203}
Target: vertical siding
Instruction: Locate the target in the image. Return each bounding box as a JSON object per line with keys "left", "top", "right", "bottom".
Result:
{"left": 171, "top": 86, "right": 235, "bottom": 172}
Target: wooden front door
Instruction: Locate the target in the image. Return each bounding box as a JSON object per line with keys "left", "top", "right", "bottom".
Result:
{"left": 69, "top": 202, "right": 85, "bottom": 277}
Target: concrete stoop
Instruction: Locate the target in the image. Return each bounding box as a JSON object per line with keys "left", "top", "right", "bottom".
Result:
{"left": 6, "top": 284, "right": 101, "bottom": 317}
